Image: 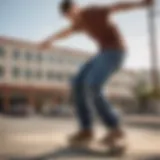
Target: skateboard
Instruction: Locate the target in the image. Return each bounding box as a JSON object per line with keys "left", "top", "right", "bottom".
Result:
{"left": 8, "top": 142, "right": 127, "bottom": 160}
{"left": 67, "top": 140, "right": 127, "bottom": 157}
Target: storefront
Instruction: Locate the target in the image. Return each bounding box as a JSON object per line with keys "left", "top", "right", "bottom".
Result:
{"left": 0, "top": 84, "right": 71, "bottom": 113}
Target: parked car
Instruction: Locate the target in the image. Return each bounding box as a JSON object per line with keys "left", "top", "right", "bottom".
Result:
{"left": 8, "top": 104, "right": 35, "bottom": 117}
{"left": 41, "top": 105, "right": 74, "bottom": 117}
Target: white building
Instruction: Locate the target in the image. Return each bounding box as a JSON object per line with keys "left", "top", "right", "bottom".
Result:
{"left": 0, "top": 36, "right": 137, "bottom": 112}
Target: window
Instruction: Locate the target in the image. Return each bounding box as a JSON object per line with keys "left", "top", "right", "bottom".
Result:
{"left": 47, "top": 71, "right": 54, "bottom": 80}
{"left": 0, "top": 66, "right": 5, "bottom": 78}
{"left": 36, "top": 53, "right": 43, "bottom": 62}
{"left": 55, "top": 56, "right": 63, "bottom": 64}
{"left": 36, "top": 70, "right": 43, "bottom": 79}
{"left": 12, "top": 67, "right": 20, "bottom": 78}
{"left": 0, "top": 47, "right": 5, "bottom": 57}
{"left": 50, "top": 55, "right": 54, "bottom": 62}
{"left": 13, "top": 50, "right": 21, "bottom": 60}
{"left": 46, "top": 54, "right": 54, "bottom": 63}
{"left": 42, "top": 54, "right": 46, "bottom": 62}
{"left": 56, "top": 73, "right": 63, "bottom": 81}
{"left": 43, "top": 54, "right": 49, "bottom": 62}
{"left": 25, "top": 69, "right": 32, "bottom": 79}
{"left": 25, "top": 52, "right": 32, "bottom": 61}
{"left": 30, "top": 53, "right": 36, "bottom": 61}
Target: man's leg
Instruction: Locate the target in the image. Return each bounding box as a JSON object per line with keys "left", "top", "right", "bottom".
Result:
{"left": 72, "top": 59, "right": 93, "bottom": 130}
{"left": 84, "top": 51, "right": 125, "bottom": 145}
{"left": 69, "top": 58, "right": 95, "bottom": 144}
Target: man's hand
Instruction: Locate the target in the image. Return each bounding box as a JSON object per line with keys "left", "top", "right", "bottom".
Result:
{"left": 38, "top": 26, "right": 76, "bottom": 50}
{"left": 38, "top": 39, "right": 52, "bottom": 50}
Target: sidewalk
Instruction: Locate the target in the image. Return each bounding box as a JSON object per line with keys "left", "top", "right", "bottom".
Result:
{"left": 0, "top": 116, "right": 160, "bottom": 160}
{"left": 1, "top": 113, "right": 160, "bottom": 125}
{"left": 124, "top": 115, "right": 160, "bottom": 128}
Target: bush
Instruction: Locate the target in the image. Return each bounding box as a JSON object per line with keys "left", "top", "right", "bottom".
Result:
{"left": 140, "top": 89, "right": 160, "bottom": 99}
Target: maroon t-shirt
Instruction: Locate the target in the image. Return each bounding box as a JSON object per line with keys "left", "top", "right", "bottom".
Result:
{"left": 72, "top": 6, "right": 125, "bottom": 51}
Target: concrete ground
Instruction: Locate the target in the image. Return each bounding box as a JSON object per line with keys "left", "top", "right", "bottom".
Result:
{"left": 0, "top": 115, "right": 160, "bottom": 160}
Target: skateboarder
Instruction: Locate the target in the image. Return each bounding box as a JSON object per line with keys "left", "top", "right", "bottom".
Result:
{"left": 39, "top": 0, "right": 154, "bottom": 148}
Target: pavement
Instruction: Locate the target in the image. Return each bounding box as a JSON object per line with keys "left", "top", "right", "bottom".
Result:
{"left": 0, "top": 115, "right": 160, "bottom": 160}
{"left": 124, "top": 115, "right": 160, "bottom": 129}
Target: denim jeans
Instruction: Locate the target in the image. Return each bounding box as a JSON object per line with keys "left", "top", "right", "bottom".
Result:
{"left": 72, "top": 49, "right": 125, "bottom": 130}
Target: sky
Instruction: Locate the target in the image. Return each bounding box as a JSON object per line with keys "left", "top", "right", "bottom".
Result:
{"left": 0, "top": 0, "right": 160, "bottom": 70}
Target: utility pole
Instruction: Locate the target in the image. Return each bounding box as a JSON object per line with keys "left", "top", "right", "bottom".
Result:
{"left": 147, "top": 1, "right": 159, "bottom": 93}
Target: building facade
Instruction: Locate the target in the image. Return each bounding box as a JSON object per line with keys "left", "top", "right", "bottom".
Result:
{"left": 0, "top": 36, "right": 137, "bottom": 113}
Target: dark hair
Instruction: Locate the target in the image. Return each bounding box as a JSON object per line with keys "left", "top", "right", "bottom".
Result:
{"left": 60, "top": 0, "right": 74, "bottom": 14}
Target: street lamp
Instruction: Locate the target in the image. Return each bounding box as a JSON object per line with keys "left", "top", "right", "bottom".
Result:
{"left": 147, "top": 1, "right": 159, "bottom": 93}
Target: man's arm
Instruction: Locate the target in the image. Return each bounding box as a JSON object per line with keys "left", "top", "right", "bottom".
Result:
{"left": 39, "top": 26, "right": 75, "bottom": 49}
{"left": 108, "top": 0, "right": 154, "bottom": 13}
{"left": 45, "top": 27, "right": 74, "bottom": 42}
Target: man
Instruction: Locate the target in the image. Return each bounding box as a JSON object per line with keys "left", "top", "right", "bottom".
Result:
{"left": 39, "top": 0, "right": 154, "bottom": 148}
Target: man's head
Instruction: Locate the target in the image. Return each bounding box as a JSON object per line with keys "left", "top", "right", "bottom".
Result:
{"left": 60, "top": 0, "right": 79, "bottom": 20}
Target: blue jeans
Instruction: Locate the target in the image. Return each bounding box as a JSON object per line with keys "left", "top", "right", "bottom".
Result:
{"left": 72, "top": 49, "right": 125, "bottom": 130}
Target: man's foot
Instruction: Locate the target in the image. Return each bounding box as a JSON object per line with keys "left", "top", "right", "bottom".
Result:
{"left": 100, "top": 128, "right": 126, "bottom": 147}
{"left": 68, "top": 130, "right": 94, "bottom": 147}
{"left": 100, "top": 128, "right": 127, "bottom": 155}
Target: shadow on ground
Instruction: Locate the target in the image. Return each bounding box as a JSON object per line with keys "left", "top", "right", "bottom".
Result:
{"left": 8, "top": 147, "right": 117, "bottom": 160}
{"left": 7, "top": 147, "right": 160, "bottom": 160}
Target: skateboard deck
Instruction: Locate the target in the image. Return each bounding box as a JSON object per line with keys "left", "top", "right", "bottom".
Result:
{"left": 9, "top": 142, "right": 127, "bottom": 160}
{"left": 9, "top": 146, "right": 126, "bottom": 160}
{"left": 63, "top": 141, "right": 127, "bottom": 158}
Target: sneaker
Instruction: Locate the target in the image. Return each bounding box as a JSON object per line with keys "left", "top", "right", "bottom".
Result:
{"left": 69, "top": 130, "right": 94, "bottom": 147}
{"left": 100, "top": 128, "right": 126, "bottom": 147}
